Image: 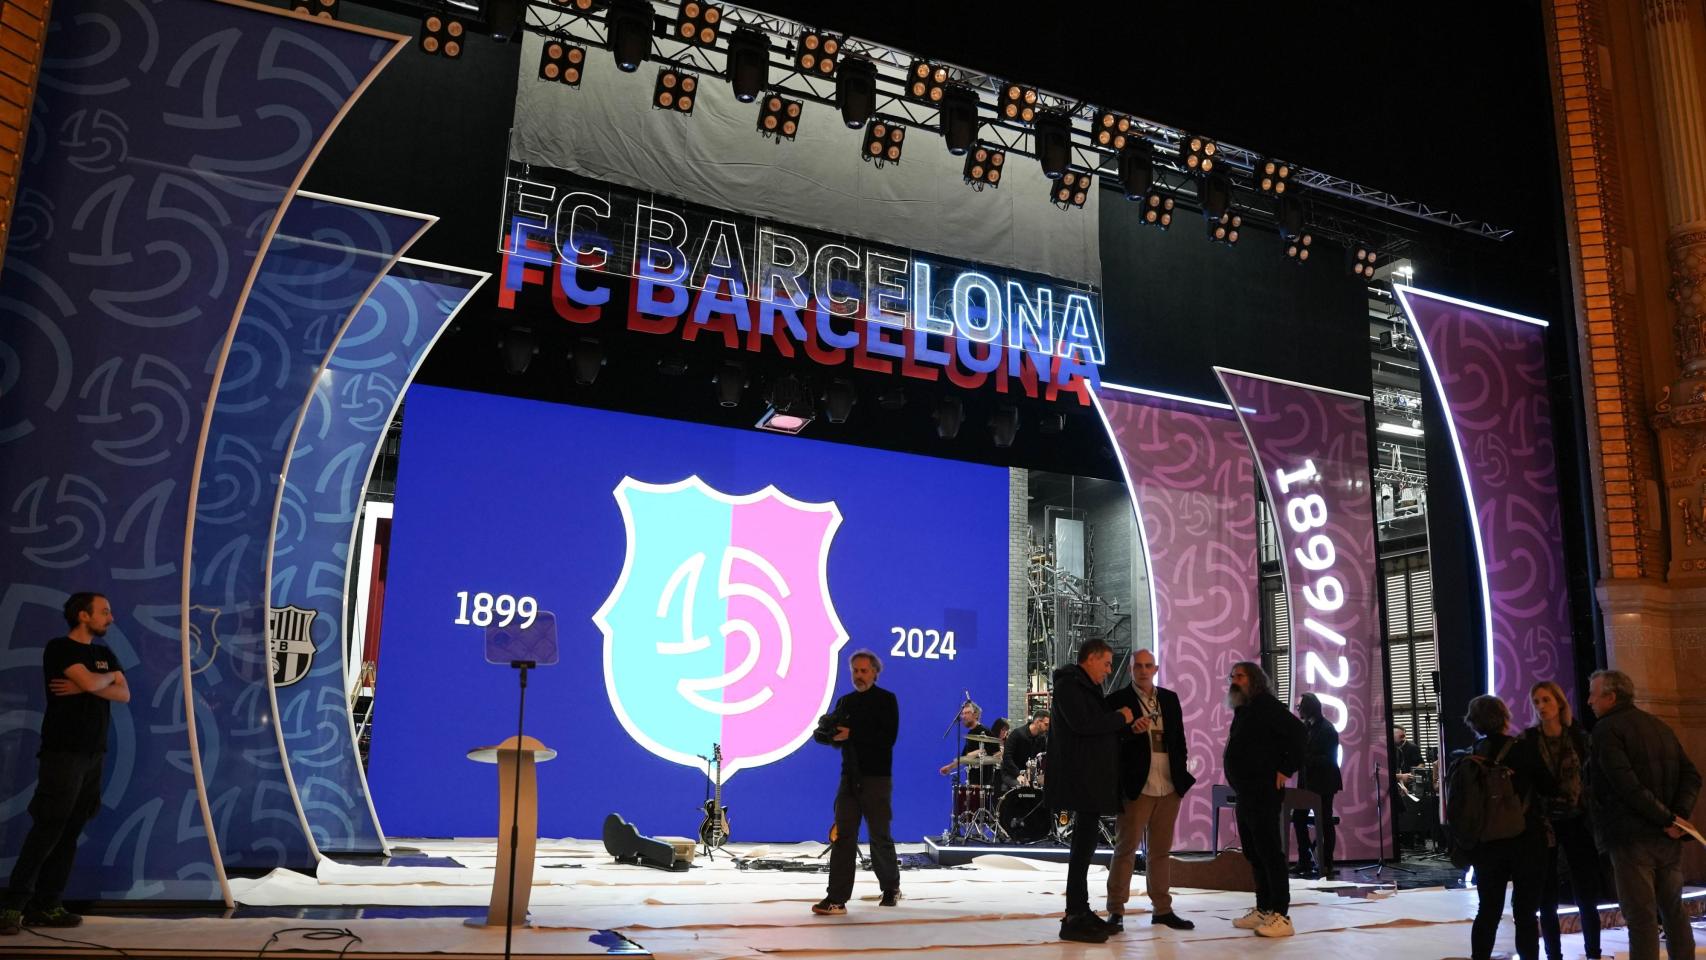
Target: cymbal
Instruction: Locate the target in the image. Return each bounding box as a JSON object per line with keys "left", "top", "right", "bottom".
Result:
{"left": 958, "top": 755, "right": 1001, "bottom": 766}
{"left": 965, "top": 733, "right": 1000, "bottom": 744}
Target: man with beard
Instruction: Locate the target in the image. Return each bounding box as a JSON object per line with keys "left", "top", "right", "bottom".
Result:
{"left": 1046, "top": 639, "right": 1135, "bottom": 943}
{"left": 812, "top": 649, "right": 900, "bottom": 915}
{"left": 939, "top": 701, "right": 999, "bottom": 786}
{"left": 1222, "top": 661, "right": 1304, "bottom": 939}
{"left": 2, "top": 592, "right": 128, "bottom": 936}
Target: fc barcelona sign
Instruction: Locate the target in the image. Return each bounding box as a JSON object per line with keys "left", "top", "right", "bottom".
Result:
{"left": 268, "top": 605, "right": 318, "bottom": 687}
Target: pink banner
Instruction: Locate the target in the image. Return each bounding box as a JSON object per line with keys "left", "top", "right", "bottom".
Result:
{"left": 1094, "top": 384, "right": 1259, "bottom": 851}
{"left": 1217, "top": 370, "right": 1386, "bottom": 861}
{"left": 1396, "top": 286, "right": 1573, "bottom": 707}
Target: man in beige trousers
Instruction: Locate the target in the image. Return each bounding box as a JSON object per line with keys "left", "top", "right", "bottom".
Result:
{"left": 1102, "top": 648, "right": 1197, "bottom": 932}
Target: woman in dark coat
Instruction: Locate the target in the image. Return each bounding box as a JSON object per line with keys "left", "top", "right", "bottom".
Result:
{"left": 1291, "top": 693, "right": 1342, "bottom": 878}
{"left": 1525, "top": 680, "right": 1604, "bottom": 960}
{"left": 1458, "top": 694, "right": 1557, "bottom": 960}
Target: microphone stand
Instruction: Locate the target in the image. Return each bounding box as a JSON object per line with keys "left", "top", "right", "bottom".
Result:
{"left": 1355, "top": 763, "right": 1413, "bottom": 878}
{"left": 502, "top": 659, "right": 534, "bottom": 960}
{"left": 939, "top": 695, "right": 972, "bottom": 843}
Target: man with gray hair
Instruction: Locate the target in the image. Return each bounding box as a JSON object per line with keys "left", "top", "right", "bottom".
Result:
{"left": 1222, "top": 661, "right": 1305, "bottom": 938}
{"left": 1586, "top": 669, "right": 1700, "bottom": 960}
{"left": 813, "top": 649, "right": 900, "bottom": 916}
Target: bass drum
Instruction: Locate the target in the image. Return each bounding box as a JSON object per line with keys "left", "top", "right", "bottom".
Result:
{"left": 996, "top": 786, "right": 1051, "bottom": 843}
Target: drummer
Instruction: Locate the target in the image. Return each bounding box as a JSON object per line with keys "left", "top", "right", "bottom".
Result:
{"left": 1002, "top": 713, "right": 1051, "bottom": 792}
{"left": 939, "top": 702, "right": 1000, "bottom": 786}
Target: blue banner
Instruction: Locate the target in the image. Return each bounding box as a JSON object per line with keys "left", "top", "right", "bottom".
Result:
{"left": 273, "top": 263, "right": 486, "bottom": 853}
{"left": 190, "top": 198, "right": 429, "bottom": 870}
{"left": 0, "top": 0, "right": 400, "bottom": 900}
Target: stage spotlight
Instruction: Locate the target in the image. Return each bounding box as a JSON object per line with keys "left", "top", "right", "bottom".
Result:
{"left": 673, "top": 0, "right": 721, "bottom": 46}
{"left": 823, "top": 379, "right": 857, "bottom": 424}
{"left": 1115, "top": 140, "right": 1153, "bottom": 199}
{"left": 795, "top": 29, "right": 838, "bottom": 76}
{"left": 291, "top": 0, "right": 338, "bottom": 20}
{"left": 1207, "top": 208, "right": 1243, "bottom": 246}
{"left": 906, "top": 59, "right": 949, "bottom": 104}
{"left": 607, "top": 0, "right": 652, "bottom": 71}
{"left": 963, "top": 144, "right": 1004, "bottom": 189}
{"left": 1050, "top": 169, "right": 1093, "bottom": 209}
{"left": 989, "top": 405, "right": 1019, "bottom": 448}
{"left": 569, "top": 337, "right": 605, "bottom": 385}
{"left": 1283, "top": 232, "right": 1314, "bottom": 264}
{"left": 939, "top": 84, "right": 979, "bottom": 155}
{"left": 758, "top": 93, "right": 802, "bottom": 140}
{"left": 499, "top": 326, "right": 537, "bottom": 374}
{"left": 1276, "top": 194, "right": 1306, "bottom": 241}
{"left": 725, "top": 27, "right": 768, "bottom": 102}
{"left": 558, "top": 0, "right": 599, "bottom": 11}
{"left": 1034, "top": 110, "right": 1072, "bottom": 179}
{"left": 1201, "top": 172, "right": 1232, "bottom": 219}
{"left": 714, "top": 361, "right": 747, "bottom": 407}
{"left": 1039, "top": 412, "right": 1065, "bottom": 435}
{"left": 654, "top": 67, "right": 698, "bottom": 114}
{"left": 1255, "top": 157, "right": 1291, "bottom": 195}
{"left": 538, "top": 40, "right": 587, "bottom": 86}
{"left": 836, "top": 56, "right": 877, "bottom": 128}
{"left": 1350, "top": 244, "right": 1379, "bottom": 278}
{"left": 1094, "top": 110, "right": 1134, "bottom": 151}
{"left": 863, "top": 117, "right": 905, "bottom": 166}
{"left": 934, "top": 396, "right": 964, "bottom": 440}
{"left": 878, "top": 385, "right": 907, "bottom": 410}
{"left": 418, "top": 14, "right": 466, "bottom": 58}
{"left": 1000, "top": 83, "right": 1039, "bottom": 124}
{"left": 1179, "top": 133, "right": 1216, "bottom": 173}
{"left": 758, "top": 373, "right": 814, "bottom": 434}
{"left": 1139, "top": 188, "right": 1174, "bottom": 229}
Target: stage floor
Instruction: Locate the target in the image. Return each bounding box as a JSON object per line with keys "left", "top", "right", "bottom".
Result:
{"left": 2, "top": 838, "right": 1697, "bottom": 959}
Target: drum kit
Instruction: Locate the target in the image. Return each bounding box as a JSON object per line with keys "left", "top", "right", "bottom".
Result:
{"left": 945, "top": 733, "right": 1059, "bottom": 844}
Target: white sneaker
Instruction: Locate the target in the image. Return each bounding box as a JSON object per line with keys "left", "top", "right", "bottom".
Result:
{"left": 1232, "top": 908, "right": 1267, "bottom": 929}
{"left": 1254, "top": 912, "right": 1294, "bottom": 938}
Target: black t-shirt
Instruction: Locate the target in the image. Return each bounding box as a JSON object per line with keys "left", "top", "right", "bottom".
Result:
{"left": 41, "top": 637, "right": 118, "bottom": 754}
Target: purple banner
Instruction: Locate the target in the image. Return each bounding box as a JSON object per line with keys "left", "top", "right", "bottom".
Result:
{"left": 1218, "top": 370, "right": 1386, "bottom": 861}
{"left": 1093, "top": 385, "right": 1259, "bottom": 851}
{"left": 1396, "top": 286, "right": 1572, "bottom": 706}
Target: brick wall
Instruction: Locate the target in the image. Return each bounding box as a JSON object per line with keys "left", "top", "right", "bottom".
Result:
{"left": 0, "top": 0, "right": 52, "bottom": 275}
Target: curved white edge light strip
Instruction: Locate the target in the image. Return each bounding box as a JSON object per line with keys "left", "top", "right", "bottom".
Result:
{"left": 1393, "top": 285, "right": 1497, "bottom": 696}
{"left": 1210, "top": 366, "right": 1371, "bottom": 402}
{"left": 1099, "top": 380, "right": 1234, "bottom": 411}
{"left": 1089, "top": 388, "right": 1163, "bottom": 671}
{"left": 337, "top": 260, "right": 491, "bottom": 856}
{"left": 1392, "top": 283, "right": 1549, "bottom": 328}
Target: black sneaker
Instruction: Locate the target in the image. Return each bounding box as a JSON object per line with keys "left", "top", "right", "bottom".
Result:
{"left": 1104, "top": 913, "right": 1124, "bottom": 933}
{"left": 1153, "top": 911, "right": 1196, "bottom": 930}
{"left": 811, "top": 900, "right": 847, "bottom": 916}
{"left": 1059, "top": 913, "right": 1110, "bottom": 944}
{"left": 23, "top": 905, "right": 81, "bottom": 928}
{"left": 878, "top": 891, "right": 899, "bottom": 907}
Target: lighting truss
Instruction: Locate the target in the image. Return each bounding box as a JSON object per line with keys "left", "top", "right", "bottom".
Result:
{"left": 516, "top": 0, "right": 1512, "bottom": 246}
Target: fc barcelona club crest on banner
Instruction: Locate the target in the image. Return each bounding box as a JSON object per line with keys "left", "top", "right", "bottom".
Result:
{"left": 268, "top": 605, "right": 318, "bottom": 687}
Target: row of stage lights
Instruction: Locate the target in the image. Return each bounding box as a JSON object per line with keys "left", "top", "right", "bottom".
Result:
{"left": 413, "top": 0, "right": 1386, "bottom": 275}
{"left": 496, "top": 327, "right": 1051, "bottom": 444}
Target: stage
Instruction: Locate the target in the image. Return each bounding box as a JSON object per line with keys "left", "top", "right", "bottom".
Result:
{"left": 3, "top": 839, "right": 1691, "bottom": 959}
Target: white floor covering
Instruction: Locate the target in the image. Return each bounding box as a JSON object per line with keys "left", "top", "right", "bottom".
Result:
{"left": 0, "top": 838, "right": 1678, "bottom": 959}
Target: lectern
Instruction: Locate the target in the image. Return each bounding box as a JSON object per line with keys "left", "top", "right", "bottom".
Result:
{"left": 466, "top": 736, "right": 557, "bottom": 927}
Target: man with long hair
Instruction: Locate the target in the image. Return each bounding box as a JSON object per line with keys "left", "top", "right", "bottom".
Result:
{"left": 1222, "top": 661, "right": 1304, "bottom": 938}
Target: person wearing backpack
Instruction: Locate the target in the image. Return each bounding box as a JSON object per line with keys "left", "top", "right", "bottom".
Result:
{"left": 1585, "top": 669, "right": 1700, "bottom": 960}
{"left": 1525, "top": 680, "right": 1605, "bottom": 960}
{"left": 1449, "top": 694, "right": 1556, "bottom": 960}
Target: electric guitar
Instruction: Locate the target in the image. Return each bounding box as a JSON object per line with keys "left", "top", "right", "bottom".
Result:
{"left": 698, "top": 743, "right": 731, "bottom": 846}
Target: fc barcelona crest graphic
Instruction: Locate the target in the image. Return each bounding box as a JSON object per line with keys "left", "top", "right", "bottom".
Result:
{"left": 593, "top": 476, "right": 849, "bottom": 779}
{"left": 268, "top": 605, "right": 318, "bottom": 687}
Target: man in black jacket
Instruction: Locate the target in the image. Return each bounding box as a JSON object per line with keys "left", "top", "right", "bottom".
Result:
{"left": 1000, "top": 713, "right": 1049, "bottom": 791}
{"left": 1104, "top": 648, "right": 1196, "bottom": 932}
{"left": 812, "top": 649, "right": 900, "bottom": 916}
{"left": 1291, "top": 693, "right": 1342, "bottom": 879}
{"left": 1586, "top": 669, "right": 1700, "bottom": 960}
{"left": 1046, "top": 639, "right": 1135, "bottom": 943}
{"left": 1222, "top": 661, "right": 1304, "bottom": 939}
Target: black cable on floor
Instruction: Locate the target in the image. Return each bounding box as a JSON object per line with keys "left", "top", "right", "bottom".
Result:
{"left": 22, "top": 928, "right": 133, "bottom": 957}
{"left": 256, "top": 925, "right": 364, "bottom": 959}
